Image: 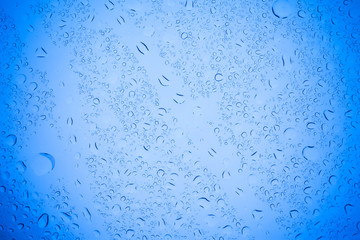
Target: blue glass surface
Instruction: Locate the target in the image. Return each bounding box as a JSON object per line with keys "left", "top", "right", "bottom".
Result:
{"left": 1, "top": 0, "right": 360, "bottom": 239}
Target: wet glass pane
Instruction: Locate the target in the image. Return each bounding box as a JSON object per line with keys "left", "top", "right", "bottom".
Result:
{"left": 1, "top": 0, "right": 359, "bottom": 239}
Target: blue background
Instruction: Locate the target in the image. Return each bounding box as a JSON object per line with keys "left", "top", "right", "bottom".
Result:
{"left": 1, "top": 0, "right": 360, "bottom": 239}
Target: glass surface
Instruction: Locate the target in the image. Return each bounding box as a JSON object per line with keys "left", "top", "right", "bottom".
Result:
{"left": 1, "top": 0, "right": 359, "bottom": 239}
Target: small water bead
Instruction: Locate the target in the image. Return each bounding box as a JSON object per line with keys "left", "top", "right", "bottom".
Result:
{"left": 93, "top": 98, "right": 100, "bottom": 105}
{"left": 17, "top": 223, "right": 24, "bottom": 230}
{"left": 289, "top": 209, "right": 299, "bottom": 218}
{"left": 16, "top": 161, "right": 27, "bottom": 173}
{"left": 157, "top": 169, "right": 165, "bottom": 177}
{"left": 214, "top": 73, "right": 223, "bottom": 82}
{"left": 181, "top": 32, "right": 188, "bottom": 39}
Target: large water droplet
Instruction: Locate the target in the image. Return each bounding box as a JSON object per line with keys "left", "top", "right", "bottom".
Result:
{"left": 29, "top": 153, "right": 55, "bottom": 176}
{"left": 5, "top": 134, "right": 17, "bottom": 146}
{"left": 272, "top": 0, "right": 294, "bottom": 19}
{"left": 38, "top": 213, "right": 49, "bottom": 228}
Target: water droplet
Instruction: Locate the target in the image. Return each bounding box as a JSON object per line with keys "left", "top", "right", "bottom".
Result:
{"left": 17, "top": 223, "right": 24, "bottom": 230}
{"left": 126, "top": 229, "right": 135, "bottom": 237}
{"left": 16, "top": 161, "right": 27, "bottom": 173}
{"left": 214, "top": 73, "right": 223, "bottom": 82}
{"left": 290, "top": 209, "right": 299, "bottom": 218}
{"left": 84, "top": 208, "right": 92, "bottom": 221}
{"left": 38, "top": 213, "right": 49, "bottom": 228}
{"left": 329, "top": 175, "right": 337, "bottom": 185}
{"left": 252, "top": 209, "right": 263, "bottom": 220}
{"left": 29, "top": 82, "right": 38, "bottom": 91}
{"left": 156, "top": 135, "right": 164, "bottom": 144}
{"left": 344, "top": 204, "right": 354, "bottom": 214}
{"left": 94, "top": 230, "right": 101, "bottom": 237}
{"left": 112, "top": 204, "right": 121, "bottom": 215}
{"left": 241, "top": 226, "right": 250, "bottom": 236}
{"left": 272, "top": 0, "right": 294, "bottom": 19}
{"left": 29, "top": 153, "right": 55, "bottom": 176}
{"left": 181, "top": 32, "right": 188, "bottom": 40}
{"left": 93, "top": 98, "right": 100, "bottom": 105}
{"left": 15, "top": 74, "right": 27, "bottom": 83}
{"left": 60, "top": 212, "right": 72, "bottom": 223}
{"left": 157, "top": 169, "right": 165, "bottom": 177}
{"left": 5, "top": 134, "right": 17, "bottom": 146}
